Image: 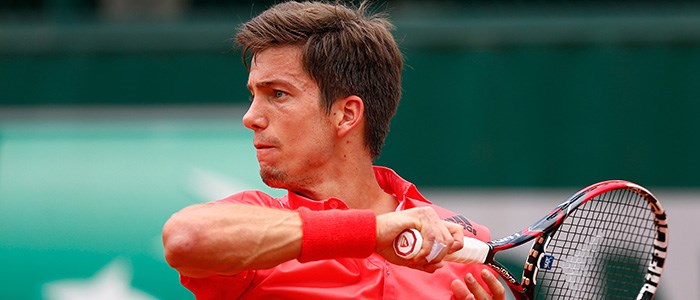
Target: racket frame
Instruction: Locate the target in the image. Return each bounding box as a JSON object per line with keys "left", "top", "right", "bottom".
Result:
{"left": 472, "top": 180, "right": 667, "bottom": 300}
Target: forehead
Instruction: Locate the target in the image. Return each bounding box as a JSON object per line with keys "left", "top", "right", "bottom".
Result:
{"left": 248, "top": 45, "right": 313, "bottom": 89}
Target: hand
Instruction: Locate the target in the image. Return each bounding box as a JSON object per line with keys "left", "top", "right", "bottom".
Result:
{"left": 451, "top": 269, "right": 506, "bottom": 300}
{"left": 375, "top": 207, "right": 465, "bottom": 272}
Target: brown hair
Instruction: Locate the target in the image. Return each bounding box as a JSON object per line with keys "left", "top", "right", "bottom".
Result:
{"left": 235, "top": 1, "right": 403, "bottom": 158}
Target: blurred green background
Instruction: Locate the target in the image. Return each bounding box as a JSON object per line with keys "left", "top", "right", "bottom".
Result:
{"left": 1, "top": 0, "right": 697, "bottom": 299}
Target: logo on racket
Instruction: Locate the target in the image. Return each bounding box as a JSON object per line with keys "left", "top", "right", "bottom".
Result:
{"left": 540, "top": 254, "right": 555, "bottom": 270}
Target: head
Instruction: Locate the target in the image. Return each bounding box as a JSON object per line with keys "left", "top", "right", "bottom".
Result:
{"left": 236, "top": 0, "right": 403, "bottom": 159}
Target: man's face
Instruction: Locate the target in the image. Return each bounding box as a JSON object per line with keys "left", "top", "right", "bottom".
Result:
{"left": 243, "top": 45, "right": 336, "bottom": 190}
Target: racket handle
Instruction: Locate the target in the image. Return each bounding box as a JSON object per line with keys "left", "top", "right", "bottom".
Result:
{"left": 393, "top": 229, "right": 490, "bottom": 264}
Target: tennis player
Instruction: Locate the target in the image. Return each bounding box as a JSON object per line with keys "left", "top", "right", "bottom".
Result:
{"left": 162, "top": 1, "right": 505, "bottom": 299}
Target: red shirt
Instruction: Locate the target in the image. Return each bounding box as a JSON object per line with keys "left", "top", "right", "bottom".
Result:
{"left": 181, "top": 166, "right": 494, "bottom": 299}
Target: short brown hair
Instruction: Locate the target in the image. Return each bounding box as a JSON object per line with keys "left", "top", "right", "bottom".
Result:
{"left": 236, "top": 1, "right": 403, "bottom": 158}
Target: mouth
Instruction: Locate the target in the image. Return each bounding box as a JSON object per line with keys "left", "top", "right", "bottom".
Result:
{"left": 254, "top": 136, "right": 279, "bottom": 152}
{"left": 254, "top": 143, "right": 276, "bottom": 163}
{"left": 254, "top": 143, "right": 274, "bottom": 150}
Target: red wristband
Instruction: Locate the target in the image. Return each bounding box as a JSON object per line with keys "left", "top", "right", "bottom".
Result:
{"left": 297, "top": 207, "right": 376, "bottom": 262}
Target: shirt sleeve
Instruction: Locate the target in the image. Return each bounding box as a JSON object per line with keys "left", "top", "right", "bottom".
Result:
{"left": 180, "top": 271, "right": 255, "bottom": 300}
{"left": 211, "top": 190, "right": 282, "bottom": 207}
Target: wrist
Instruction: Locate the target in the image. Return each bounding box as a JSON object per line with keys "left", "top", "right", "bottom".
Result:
{"left": 297, "top": 207, "right": 376, "bottom": 262}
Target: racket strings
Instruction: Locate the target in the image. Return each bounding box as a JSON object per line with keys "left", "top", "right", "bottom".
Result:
{"left": 534, "top": 189, "right": 657, "bottom": 300}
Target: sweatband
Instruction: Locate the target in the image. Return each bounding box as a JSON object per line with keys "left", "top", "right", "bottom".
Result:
{"left": 297, "top": 207, "right": 376, "bottom": 262}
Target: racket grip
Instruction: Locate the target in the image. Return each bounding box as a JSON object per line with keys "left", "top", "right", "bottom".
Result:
{"left": 393, "top": 229, "right": 489, "bottom": 264}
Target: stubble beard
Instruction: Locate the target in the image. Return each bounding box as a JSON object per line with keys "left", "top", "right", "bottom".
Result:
{"left": 260, "top": 165, "right": 287, "bottom": 189}
{"left": 259, "top": 163, "right": 318, "bottom": 192}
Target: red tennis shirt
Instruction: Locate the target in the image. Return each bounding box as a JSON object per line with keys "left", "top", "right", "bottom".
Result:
{"left": 180, "top": 166, "right": 495, "bottom": 299}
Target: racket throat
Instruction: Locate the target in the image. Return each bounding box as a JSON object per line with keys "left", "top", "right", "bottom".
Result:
{"left": 487, "top": 260, "right": 529, "bottom": 299}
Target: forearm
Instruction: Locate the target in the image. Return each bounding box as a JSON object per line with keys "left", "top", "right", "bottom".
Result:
{"left": 162, "top": 204, "right": 302, "bottom": 278}
{"left": 162, "top": 203, "right": 464, "bottom": 278}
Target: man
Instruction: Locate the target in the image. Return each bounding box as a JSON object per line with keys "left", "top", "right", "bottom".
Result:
{"left": 162, "top": 1, "right": 505, "bottom": 299}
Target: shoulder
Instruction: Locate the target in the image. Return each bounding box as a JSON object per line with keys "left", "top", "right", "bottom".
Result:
{"left": 425, "top": 202, "right": 492, "bottom": 242}
{"left": 210, "top": 190, "right": 286, "bottom": 208}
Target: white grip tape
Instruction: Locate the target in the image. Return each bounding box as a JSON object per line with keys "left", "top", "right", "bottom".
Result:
{"left": 393, "top": 229, "right": 489, "bottom": 264}
{"left": 446, "top": 237, "right": 490, "bottom": 264}
{"left": 426, "top": 241, "right": 446, "bottom": 262}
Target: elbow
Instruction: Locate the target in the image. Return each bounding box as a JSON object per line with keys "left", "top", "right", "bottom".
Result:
{"left": 162, "top": 211, "right": 201, "bottom": 271}
{"left": 161, "top": 204, "right": 251, "bottom": 277}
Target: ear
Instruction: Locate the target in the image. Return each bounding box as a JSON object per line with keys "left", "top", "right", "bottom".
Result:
{"left": 332, "top": 95, "right": 364, "bottom": 137}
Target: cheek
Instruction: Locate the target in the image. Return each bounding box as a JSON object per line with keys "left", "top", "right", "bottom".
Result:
{"left": 295, "top": 120, "right": 335, "bottom": 154}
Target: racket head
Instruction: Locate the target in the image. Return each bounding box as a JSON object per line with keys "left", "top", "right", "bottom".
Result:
{"left": 520, "top": 180, "right": 668, "bottom": 299}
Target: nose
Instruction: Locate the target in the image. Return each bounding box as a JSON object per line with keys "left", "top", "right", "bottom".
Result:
{"left": 242, "top": 98, "right": 267, "bottom": 131}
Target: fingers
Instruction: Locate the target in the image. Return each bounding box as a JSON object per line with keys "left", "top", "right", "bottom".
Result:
{"left": 452, "top": 269, "right": 506, "bottom": 300}
{"left": 410, "top": 209, "right": 461, "bottom": 262}
{"left": 375, "top": 207, "right": 466, "bottom": 271}
{"left": 464, "top": 272, "right": 488, "bottom": 299}
{"left": 422, "top": 221, "right": 463, "bottom": 264}
{"left": 481, "top": 269, "right": 506, "bottom": 300}
{"left": 446, "top": 220, "right": 465, "bottom": 254}
{"left": 450, "top": 279, "right": 474, "bottom": 300}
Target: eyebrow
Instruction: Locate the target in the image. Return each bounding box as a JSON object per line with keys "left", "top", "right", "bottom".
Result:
{"left": 247, "top": 79, "right": 297, "bottom": 92}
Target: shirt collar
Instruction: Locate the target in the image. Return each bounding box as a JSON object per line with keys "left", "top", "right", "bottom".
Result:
{"left": 284, "top": 166, "right": 432, "bottom": 211}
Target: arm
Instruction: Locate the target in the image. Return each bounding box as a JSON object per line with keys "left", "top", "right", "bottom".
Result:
{"left": 162, "top": 203, "right": 302, "bottom": 278}
{"left": 162, "top": 203, "right": 464, "bottom": 278}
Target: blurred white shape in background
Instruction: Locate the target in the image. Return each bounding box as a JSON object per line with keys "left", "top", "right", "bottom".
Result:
{"left": 188, "top": 166, "right": 255, "bottom": 203}
{"left": 43, "top": 258, "right": 157, "bottom": 300}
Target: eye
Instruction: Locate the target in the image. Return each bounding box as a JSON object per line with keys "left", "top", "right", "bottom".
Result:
{"left": 273, "top": 90, "right": 287, "bottom": 99}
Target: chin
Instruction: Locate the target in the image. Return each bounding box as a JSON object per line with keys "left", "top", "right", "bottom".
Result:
{"left": 260, "top": 166, "right": 288, "bottom": 188}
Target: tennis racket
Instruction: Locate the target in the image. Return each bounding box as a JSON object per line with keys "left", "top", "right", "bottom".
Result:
{"left": 393, "top": 180, "right": 668, "bottom": 300}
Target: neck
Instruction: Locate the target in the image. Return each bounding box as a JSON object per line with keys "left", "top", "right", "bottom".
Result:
{"left": 291, "top": 161, "right": 398, "bottom": 215}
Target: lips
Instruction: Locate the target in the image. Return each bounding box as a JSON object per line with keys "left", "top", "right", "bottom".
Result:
{"left": 254, "top": 137, "right": 280, "bottom": 161}
{"left": 253, "top": 141, "right": 277, "bottom": 161}
{"left": 254, "top": 140, "right": 277, "bottom": 150}
{"left": 254, "top": 136, "right": 279, "bottom": 150}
